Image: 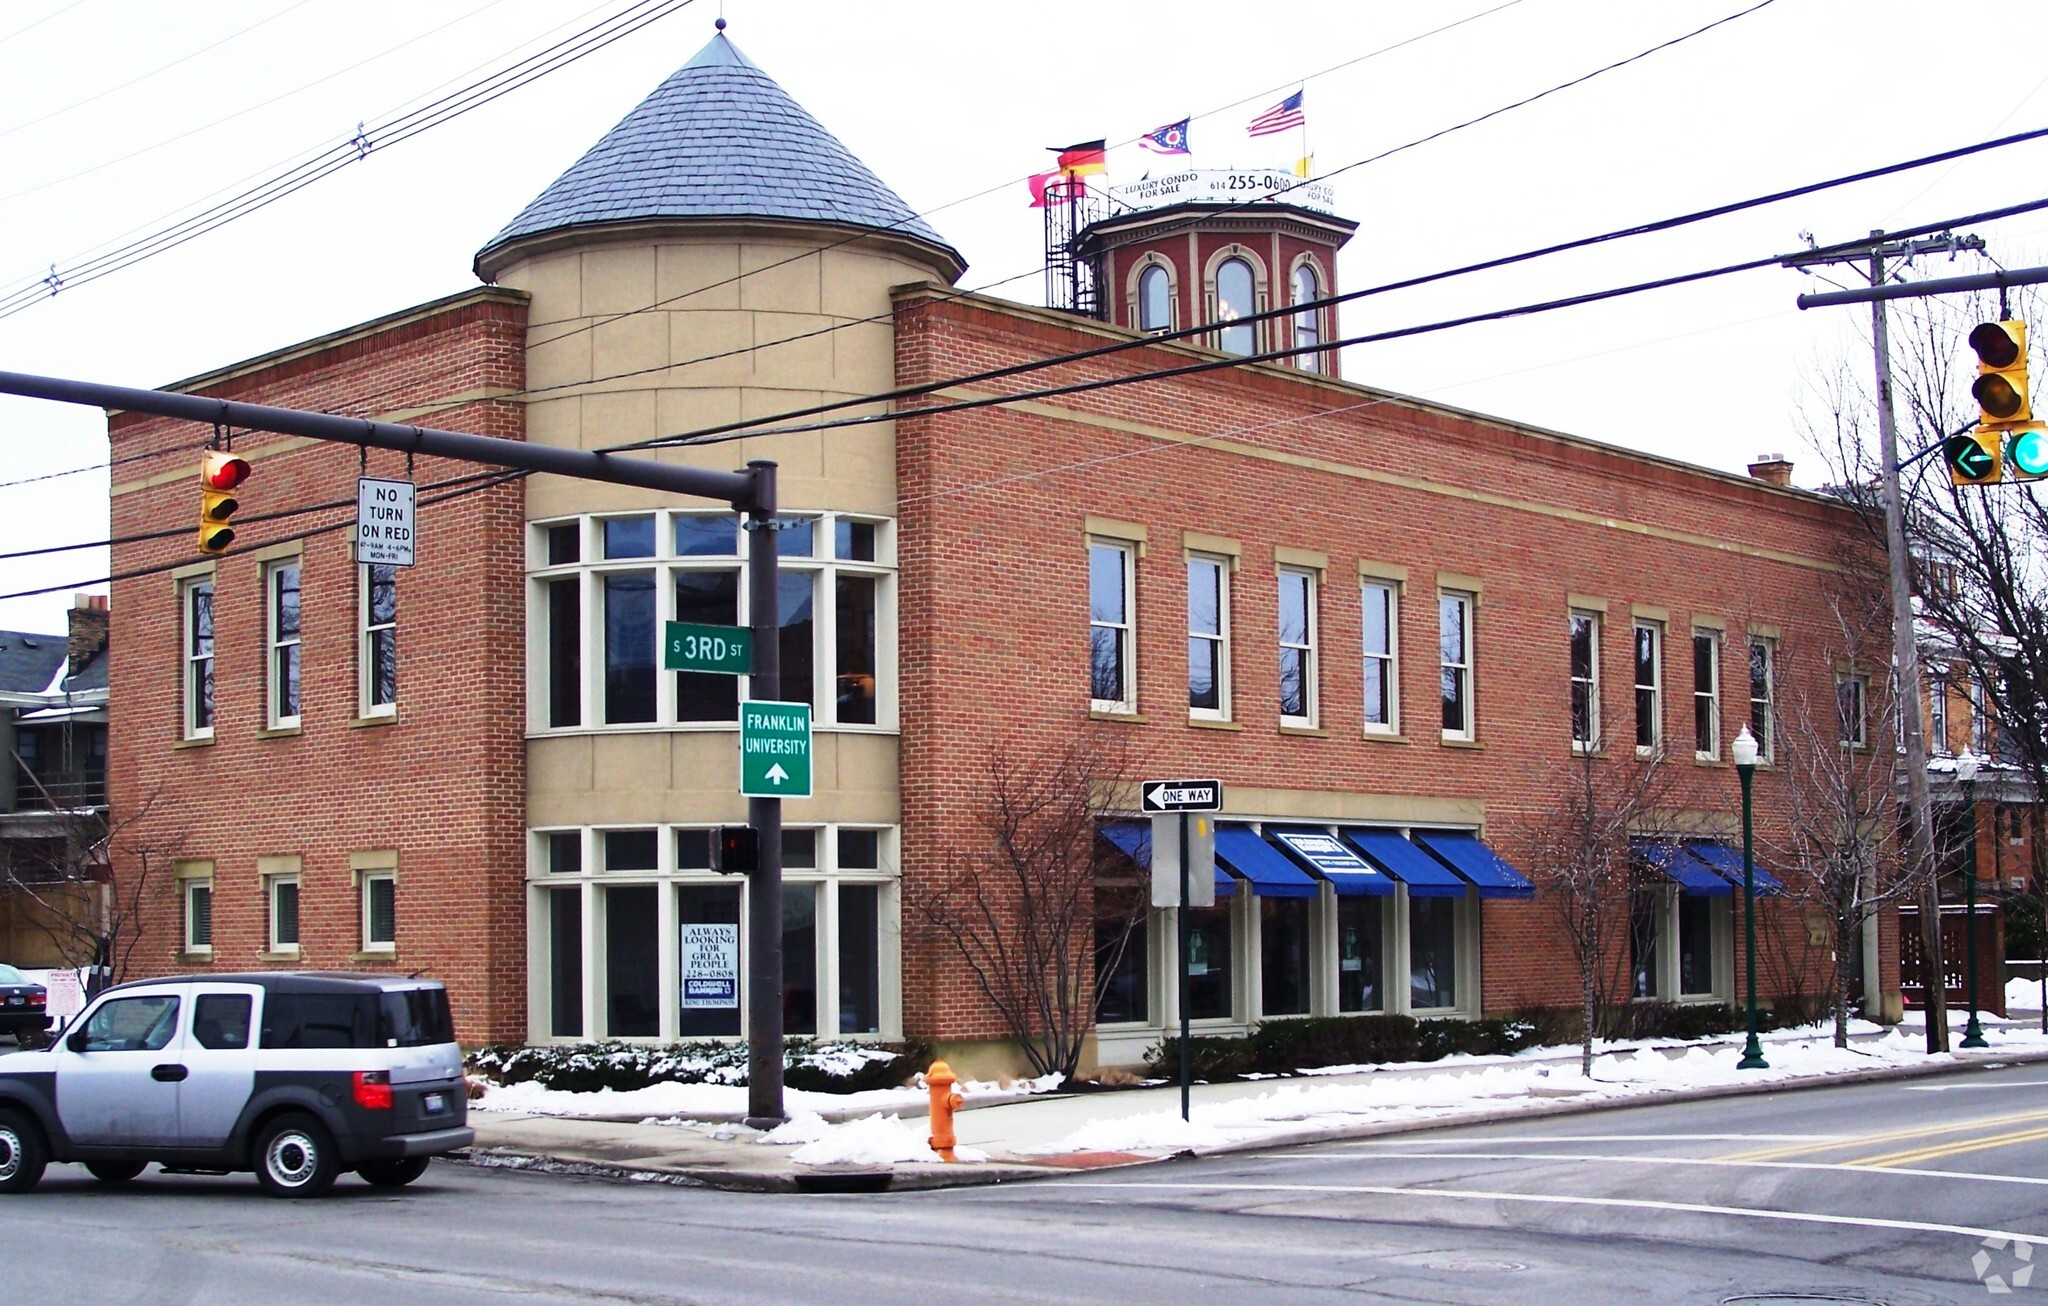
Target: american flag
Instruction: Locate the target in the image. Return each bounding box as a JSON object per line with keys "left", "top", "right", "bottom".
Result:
{"left": 1247, "top": 89, "right": 1305, "bottom": 138}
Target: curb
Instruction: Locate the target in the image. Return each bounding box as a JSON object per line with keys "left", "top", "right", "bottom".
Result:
{"left": 455, "top": 1146, "right": 1072, "bottom": 1193}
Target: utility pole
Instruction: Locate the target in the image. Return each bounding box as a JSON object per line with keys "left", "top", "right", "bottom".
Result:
{"left": 1784, "top": 230, "right": 1982, "bottom": 1052}
{"left": 0, "top": 367, "right": 791, "bottom": 1114}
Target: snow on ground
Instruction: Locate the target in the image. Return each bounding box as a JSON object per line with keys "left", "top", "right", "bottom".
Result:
{"left": 473, "top": 1071, "right": 1063, "bottom": 1121}
{"left": 2008, "top": 976, "right": 2046, "bottom": 1011}
{"left": 1020, "top": 1024, "right": 2048, "bottom": 1158}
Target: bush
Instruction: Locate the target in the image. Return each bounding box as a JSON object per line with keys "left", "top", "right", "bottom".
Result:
{"left": 1253, "top": 1015, "right": 1421, "bottom": 1069}
{"left": 1507, "top": 1006, "right": 1585, "bottom": 1049}
{"left": 468, "top": 1038, "right": 931, "bottom": 1095}
{"left": 1416, "top": 1015, "right": 1543, "bottom": 1060}
{"left": 2007, "top": 892, "right": 2044, "bottom": 961}
{"left": 1609, "top": 1002, "right": 1740, "bottom": 1042}
{"left": 1144, "top": 1034, "right": 1262, "bottom": 1080}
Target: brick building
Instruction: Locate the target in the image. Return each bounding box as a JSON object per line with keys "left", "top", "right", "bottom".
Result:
{"left": 108, "top": 29, "right": 1883, "bottom": 1066}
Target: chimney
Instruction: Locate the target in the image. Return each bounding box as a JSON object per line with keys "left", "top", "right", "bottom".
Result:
{"left": 68, "top": 592, "right": 108, "bottom": 676}
{"left": 1747, "top": 453, "right": 1793, "bottom": 488}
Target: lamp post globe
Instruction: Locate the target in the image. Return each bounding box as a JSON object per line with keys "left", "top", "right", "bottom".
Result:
{"left": 1732, "top": 725, "right": 1767, "bottom": 1069}
{"left": 1957, "top": 751, "right": 1987, "bottom": 1049}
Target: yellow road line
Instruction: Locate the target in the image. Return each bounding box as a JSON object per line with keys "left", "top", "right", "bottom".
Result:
{"left": 1718, "top": 1108, "right": 2048, "bottom": 1161}
{"left": 1855, "top": 1122, "right": 2048, "bottom": 1170}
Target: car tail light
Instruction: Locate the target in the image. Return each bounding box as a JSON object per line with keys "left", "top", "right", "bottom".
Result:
{"left": 27, "top": 993, "right": 43, "bottom": 1007}
{"left": 352, "top": 1070, "right": 393, "bottom": 1110}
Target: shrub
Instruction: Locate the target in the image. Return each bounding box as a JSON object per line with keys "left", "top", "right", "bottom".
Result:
{"left": 1416, "top": 1015, "right": 1543, "bottom": 1060}
{"left": 1507, "top": 1006, "right": 1585, "bottom": 1049}
{"left": 1144, "top": 1034, "right": 1261, "bottom": 1080}
{"left": 1253, "top": 1015, "right": 1421, "bottom": 1069}
{"left": 468, "top": 1038, "right": 929, "bottom": 1095}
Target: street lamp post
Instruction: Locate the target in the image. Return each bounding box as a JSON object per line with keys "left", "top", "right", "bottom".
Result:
{"left": 1958, "top": 751, "right": 1988, "bottom": 1050}
{"left": 1732, "top": 726, "right": 1768, "bottom": 1069}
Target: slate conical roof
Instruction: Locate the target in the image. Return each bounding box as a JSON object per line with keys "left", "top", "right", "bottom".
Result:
{"left": 475, "top": 31, "right": 961, "bottom": 278}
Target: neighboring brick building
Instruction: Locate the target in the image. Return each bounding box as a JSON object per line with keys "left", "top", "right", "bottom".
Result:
{"left": 105, "top": 27, "right": 1882, "bottom": 1067}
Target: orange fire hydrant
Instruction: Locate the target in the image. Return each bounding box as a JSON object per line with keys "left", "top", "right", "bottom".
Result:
{"left": 926, "top": 1059, "right": 965, "bottom": 1162}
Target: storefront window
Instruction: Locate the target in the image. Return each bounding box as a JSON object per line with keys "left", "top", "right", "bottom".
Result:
{"left": 1678, "top": 894, "right": 1714, "bottom": 996}
{"left": 1185, "top": 904, "right": 1234, "bottom": 1020}
{"left": 839, "top": 884, "right": 882, "bottom": 1034}
{"left": 604, "top": 885, "right": 659, "bottom": 1037}
{"left": 1337, "top": 896, "right": 1383, "bottom": 1013}
{"left": 1096, "top": 915, "right": 1148, "bottom": 1024}
{"left": 1409, "top": 897, "right": 1458, "bottom": 1010}
{"left": 677, "top": 884, "right": 741, "bottom": 1037}
{"left": 548, "top": 887, "right": 582, "bottom": 1038}
{"left": 783, "top": 883, "right": 819, "bottom": 1036}
{"left": 1260, "top": 897, "right": 1312, "bottom": 1016}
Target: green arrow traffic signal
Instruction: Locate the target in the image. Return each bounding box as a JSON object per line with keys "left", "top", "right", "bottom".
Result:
{"left": 1946, "top": 432, "right": 2003, "bottom": 485}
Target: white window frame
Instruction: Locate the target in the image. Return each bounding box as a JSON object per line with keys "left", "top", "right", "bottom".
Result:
{"left": 1634, "top": 620, "right": 1663, "bottom": 756}
{"left": 1134, "top": 260, "right": 1176, "bottom": 334}
{"left": 1693, "top": 629, "right": 1721, "bottom": 761}
{"left": 360, "top": 871, "right": 397, "bottom": 953}
{"left": 1277, "top": 566, "right": 1318, "bottom": 727}
{"left": 1439, "top": 590, "right": 1475, "bottom": 741}
{"left": 1090, "top": 538, "right": 1138, "bottom": 714}
{"left": 266, "top": 872, "right": 301, "bottom": 955}
{"left": 181, "top": 577, "right": 215, "bottom": 740}
{"left": 526, "top": 823, "right": 902, "bottom": 1044}
{"left": 1972, "top": 673, "right": 1990, "bottom": 756}
{"left": 359, "top": 562, "right": 397, "bottom": 718}
{"left": 1361, "top": 579, "right": 1399, "bottom": 735}
{"left": 1569, "top": 609, "right": 1601, "bottom": 752}
{"left": 1291, "top": 259, "right": 1323, "bottom": 372}
{"left": 1187, "top": 553, "right": 1231, "bottom": 721}
{"left": 183, "top": 877, "right": 213, "bottom": 955}
{"left": 1928, "top": 669, "right": 1950, "bottom": 756}
{"left": 1631, "top": 883, "right": 1731, "bottom": 1003}
{"left": 266, "top": 560, "right": 302, "bottom": 729}
{"left": 1839, "top": 671, "right": 1869, "bottom": 748}
{"left": 526, "top": 512, "right": 898, "bottom": 733}
{"left": 1749, "top": 636, "right": 1776, "bottom": 764}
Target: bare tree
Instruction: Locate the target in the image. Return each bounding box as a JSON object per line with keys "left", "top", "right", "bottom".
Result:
{"left": 1763, "top": 571, "right": 1926, "bottom": 1046}
{"left": 1522, "top": 743, "right": 1671, "bottom": 1076}
{"left": 905, "top": 730, "right": 1146, "bottom": 1083}
{"left": 1, "top": 785, "right": 179, "bottom": 999}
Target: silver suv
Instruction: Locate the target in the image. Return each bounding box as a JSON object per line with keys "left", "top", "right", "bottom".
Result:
{"left": 0, "top": 972, "right": 472, "bottom": 1197}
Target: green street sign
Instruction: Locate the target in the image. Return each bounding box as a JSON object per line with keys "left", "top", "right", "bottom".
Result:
{"left": 2009, "top": 425, "right": 2048, "bottom": 480}
{"left": 740, "top": 699, "right": 812, "bottom": 798}
{"left": 665, "top": 622, "right": 752, "bottom": 674}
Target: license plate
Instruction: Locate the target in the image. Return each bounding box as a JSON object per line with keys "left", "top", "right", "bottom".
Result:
{"left": 5, "top": 996, "right": 19, "bottom": 1006}
{"left": 422, "top": 1092, "right": 447, "bottom": 1115}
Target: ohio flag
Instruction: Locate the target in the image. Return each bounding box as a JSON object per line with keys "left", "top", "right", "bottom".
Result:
{"left": 1139, "top": 117, "right": 1191, "bottom": 155}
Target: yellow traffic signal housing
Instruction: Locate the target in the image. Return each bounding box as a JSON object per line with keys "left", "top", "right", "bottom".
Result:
{"left": 1944, "top": 430, "right": 2003, "bottom": 486}
{"left": 2008, "top": 422, "right": 2048, "bottom": 481}
{"left": 198, "top": 451, "right": 250, "bottom": 554}
{"left": 1969, "top": 319, "right": 2031, "bottom": 428}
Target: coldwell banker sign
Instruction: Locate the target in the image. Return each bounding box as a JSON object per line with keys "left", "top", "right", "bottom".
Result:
{"left": 1112, "top": 169, "right": 1339, "bottom": 217}
{"left": 680, "top": 923, "right": 739, "bottom": 1009}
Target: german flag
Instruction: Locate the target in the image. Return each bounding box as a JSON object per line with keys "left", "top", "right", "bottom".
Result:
{"left": 1051, "top": 139, "right": 1107, "bottom": 176}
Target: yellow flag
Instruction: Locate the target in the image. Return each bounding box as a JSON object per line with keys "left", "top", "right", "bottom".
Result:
{"left": 1294, "top": 155, "right": 1313, "bottom": 179}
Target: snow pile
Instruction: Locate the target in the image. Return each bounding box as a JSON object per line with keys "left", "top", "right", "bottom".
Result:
{"left": 2008, "top": 976, "right": 2045, "bottom": 1011}
{"left": 789, "top": 1114, "right": 936, "bottom": 1168}
{"left": 474, "top": 1069, "right": 1062, "bottom": 1120}
{"left": 1019, "top": 1025, "right": 2048, "bottom": 1158}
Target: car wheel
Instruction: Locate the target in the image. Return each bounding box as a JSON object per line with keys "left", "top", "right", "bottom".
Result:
{"left": 85, "top": 1160, "right": 147, "bottom": 1184}
{"left": 356, "top": 1157, "right": 431, "bottom": 1188}
{"left": 254, "top": 1114, "right": 339, "bottom": 1199}
{"left": 0, "top": 1110, "right": 48, "bottom": 1194}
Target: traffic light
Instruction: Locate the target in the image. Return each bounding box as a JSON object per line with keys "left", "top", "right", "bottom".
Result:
{"left": 1945, "top": 431, "right": 2003, "bottom": 486}
{"left": 198, "top": 451, "right": 249, "bottom": 554}
{"left": 710, "top": 825, "right": 758, "bottom": 874}
{"left": 1968, "top": 319, "right": 2031, "bottom": 428}
{"left": 2008, "top": 422, "right": 2048, "bottom": 481}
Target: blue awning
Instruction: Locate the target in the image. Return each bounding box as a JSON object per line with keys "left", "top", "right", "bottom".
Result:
{"left": 1413, "top": 830, "right": 1535, "bottom": 900}
{"left": 1637, "top": 842, "right": 1733, "bottom": 897}
{"left": 1098, "top": 821, "right": 1232, "bottom": 898}
{"left": 1685, "top": 841, "right": 1785, "bottom": 897}
{"left": 1341, "top": 828, "right": 1468, "bottom": 898}
{"left": 1268, "top": 827, "right": 1392, "bottom": 897}
{"left": 1215, "top": 826, "right": 1320, "bottom": 898}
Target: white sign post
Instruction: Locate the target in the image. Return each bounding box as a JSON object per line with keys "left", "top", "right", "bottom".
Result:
{"left": 355, "top": 477, "right": 416, "bottom": 567}
{"left": 680, "top": 923, "right": 740, "bottom": 1009}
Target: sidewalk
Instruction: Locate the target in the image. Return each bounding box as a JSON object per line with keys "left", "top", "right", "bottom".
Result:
{"left": 462, "top": 1016, "right": 2048, "bottom": 1193}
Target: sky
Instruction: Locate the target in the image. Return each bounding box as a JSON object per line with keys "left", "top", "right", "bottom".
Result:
{"left": 2, "top": 0, "right": 2047, "bottom": 633}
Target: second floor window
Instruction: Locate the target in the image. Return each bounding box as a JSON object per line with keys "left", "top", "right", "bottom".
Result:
{"left": 1139, "top": 264, "right": 1171, "bottom": 332}
{"left": 1928, "top": 671, "right": 1950, "bottom": 755}
{"left": 361, "top": 564, "right": 397, "bottom": 716}
{"left": 1749, "top": 637, "right": 1775, "bottom": 762}
{"left": 1187, "top": 555, "right": 1229, "bottom": 718}
{"left": 1216, "top": 257, "right": 1256, "bottom": 356}
{"left": 1839, "top": 672, "right": 1868, "bottom": 747}
{"left": 1634, "top": 621, "right": 1662, "bottom": 753}
{"left": 1278, "top": 568, "right": 1317, "bottom": 725}
{"left": 267, "top": 562, "right": 301, "bottom": 728}
{"left": 1361, "top": 580, "right": 1398, "bottom": 733}
{"left": 183, "top": 579, "right": 214, "bottom": 738}
{"left": 1090, "top": 539, "right": 1136, "bottom": 711}
{"left": 1693, "top": 630, "right": 1720, "bottom": 760}
{"left": 1440, "top": 591, "right": 1474, "bottom": 739}
{"left": 1570, "top": 610, "right": 1600, "bottom": 749}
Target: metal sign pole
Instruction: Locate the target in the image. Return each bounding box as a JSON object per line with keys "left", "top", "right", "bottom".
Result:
{"left": 1179, "top": 807, "right": 1191, "bottom": 1122}
{"left": 743, "top": 460, "right": 785, "bottom": 1128}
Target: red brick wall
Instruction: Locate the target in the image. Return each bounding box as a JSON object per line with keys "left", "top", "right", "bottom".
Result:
{"left": 894, "top": 286, "right": 1877, "bottom": 1041}
{"left": 107, "top": 291, "right": 529, "bottom": 1044}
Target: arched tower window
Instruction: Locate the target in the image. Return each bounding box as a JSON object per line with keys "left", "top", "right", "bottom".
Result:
{"left": 1292, "top": 262, "right": 1322, "bottom": 372}
{"left": 1216, "top": 257, "right": 1256, "bottom": 356}
{"left": 1138, "top": 264, "right": 1172, "bottom": 333}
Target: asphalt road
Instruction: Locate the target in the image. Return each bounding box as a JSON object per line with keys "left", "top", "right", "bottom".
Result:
{"left": 11, "top": 1060, "right": 2048, "bottom": 1304}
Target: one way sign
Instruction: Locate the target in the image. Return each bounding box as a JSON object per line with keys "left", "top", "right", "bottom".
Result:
{"left": 1141, "top": 778, "right": 1223, "bottom": 813}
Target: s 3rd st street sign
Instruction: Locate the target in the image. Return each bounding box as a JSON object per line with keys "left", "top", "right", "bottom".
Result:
{"left": 665, "top": 622, "right": 752, "bottom": 675}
